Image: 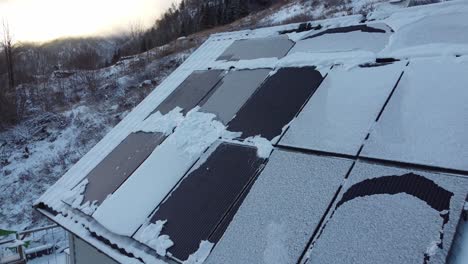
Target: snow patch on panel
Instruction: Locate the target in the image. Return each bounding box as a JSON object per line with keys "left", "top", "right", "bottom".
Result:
{"left": 245, "top": 136, "right": 274, "bottom": 158}
{"left": 183, "top": 241, "right": 214, "bottom": 264}
{"left": 133, "top": 107, "right": 184, "bottom": 135}
{"left": 135, "top": 220, "right": 174, "bottom": 257}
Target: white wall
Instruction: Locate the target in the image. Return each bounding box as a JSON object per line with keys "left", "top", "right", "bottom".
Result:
{"left": 69, "top": 234, "right": 119, "bottom": 264}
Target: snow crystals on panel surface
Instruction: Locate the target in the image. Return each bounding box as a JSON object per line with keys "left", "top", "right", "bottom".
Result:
{"left": 305, "top": 162, "right": 468, "bottom": 264}
{"left": 361, "top": 57, "right": 468, "bottom": 171}
{"left": 289, "top": 23, "right": 392, "bottom": 54}
{"left": 280, "top": 62, "right": 405, "bottom": 155}
{"left": 206, "top": 150, "right": 353, "bottom": 264}
{"left": 93, "top": 110, "right": 237, "bottom": 237}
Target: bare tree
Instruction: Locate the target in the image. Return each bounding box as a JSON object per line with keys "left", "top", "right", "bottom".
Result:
{"left": 2, "top": 19, "right": 14, "bottom": 90}
{"left": 129, "top": 20, "right": 144, "bottom": 40}
{"left": 0, "top": 19, "right": 17, "bottom": 126}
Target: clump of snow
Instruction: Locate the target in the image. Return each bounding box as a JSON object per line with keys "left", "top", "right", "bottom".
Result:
{"left": 133, "top": 107, "right": 184, "bottom": 135}
{"left": 425, "top": 240, "right": 440, "bottom": 257}
{"left": 61, "top": 180, "right": 99, "bottom": 215}
{"left": 135, "top": 220, "right": 174, "bottom": 257}
{"left": 245, "top": 136, "right": 273, "bottom": 158}
{"left": 62, "top": 179, "right": 88, "bottom": 209}
{"left": 79, "top": 200, "right": 99, "bottom": 215}
{"left": 183, "top": 240, "right": 214, "bottom": 264}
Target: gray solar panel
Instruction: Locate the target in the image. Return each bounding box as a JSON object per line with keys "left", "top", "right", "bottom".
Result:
{"left": 304, "top": 161, "right": 468, "bottom": 264}
{"left": 200, "top": 69, "right": 270, "bottom": 124}
{"left": 280, "top": 62, "right": 405, "bottom": 155}
{"left": 217, "top": 36, "right": 294, "bottom": 61}
{"left": 79, "top": 132, "right": 166, "bottom": 205}
{"left": 147, "top": 70, "right": 225, "bottom": 117}
{"left": 206, "top": 150, "right": 353, "bottom": 264}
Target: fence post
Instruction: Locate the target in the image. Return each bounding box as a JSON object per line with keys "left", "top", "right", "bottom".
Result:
{"left": 15, "top": 233, "right": 25, "bottom": 260}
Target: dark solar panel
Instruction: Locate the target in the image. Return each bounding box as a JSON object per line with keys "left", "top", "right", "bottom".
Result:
{"left": 81, "top": 132, "right": 166, "bottom": 205}
{"left": 336, "top": 173, "right": 453, "bottom": 212}
{"left": 216, "top": 36, "right": 294, "bottom": 61}
{"left": 147, "top": 70, "right": 225, "bottom": 117}
{"left": 148, "top": 142, "right": 265, "bottom": 261}
{"left": 227, "top": 67, "right": 323, "bottom": 140}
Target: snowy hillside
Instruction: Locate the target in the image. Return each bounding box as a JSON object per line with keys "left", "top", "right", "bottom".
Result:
{"left": 1, "top": 48, "right": 193, "bottom": 230}
{"left": 0, "top": 0, "right": 442, "bottom": 232}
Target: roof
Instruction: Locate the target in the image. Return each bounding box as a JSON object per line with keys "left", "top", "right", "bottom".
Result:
{"left": 35, "top": 1, "right": 468, "bottom": 263}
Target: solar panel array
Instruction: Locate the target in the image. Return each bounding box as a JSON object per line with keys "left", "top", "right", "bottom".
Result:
{"left": 36, "top": 4, "right": 468, "bottom": 264}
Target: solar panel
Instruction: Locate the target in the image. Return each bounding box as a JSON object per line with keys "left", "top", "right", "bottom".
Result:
{"left": 80, "top": 132, "right": 166, "bottom": 205}
{"left": 216, "top": 36, "right": 294, "bottom": 61}
{"left": 146, "top": 142, "right": 265, "bottom": 261}
{"left": 227, "top": 67, "right": 324, "bottom": 140}
{"left": 92, "top": 113, "right": 221, "bottom": 236}
{"left": 199, "top": 69, "right": 270, "bottom": 124}
{"left": 382, "top": 12, "right": 468, "bottom": 55}
{"left": 205, "top": 150, "right": 353, "bottom": 264}
{"left": 147, "top": 70, "right": 225, "bottom": 117}
{"left": 361, "top": 57, "right": 468, "bottom": 171}
{"left": 304, "top": 161, "right": 468, "bottom": 264}
{"left": 289, "top": 23, "right": 392, "bottom": 54}
{"left": 280, "top": 62, "right": 405, "bottom": 155}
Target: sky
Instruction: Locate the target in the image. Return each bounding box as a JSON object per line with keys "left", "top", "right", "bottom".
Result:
{"left": 0, "top": 0, "right": 178, "bottom": 43}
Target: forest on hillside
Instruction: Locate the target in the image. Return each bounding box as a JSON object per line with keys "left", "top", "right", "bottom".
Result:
{"left": 0, "top": 0, "right": 280, "bottom": 128}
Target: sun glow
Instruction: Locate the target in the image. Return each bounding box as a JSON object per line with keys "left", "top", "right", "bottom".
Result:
{"left": 0, "top": 0, "right": 177, "bottom": 43}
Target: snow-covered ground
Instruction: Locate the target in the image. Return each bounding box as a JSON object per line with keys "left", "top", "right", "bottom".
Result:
{"left": 260, "top": 0, "right": 401, "bottom": 25}
{"left": 0, "top": 48, "right": 192, "bottom": 232}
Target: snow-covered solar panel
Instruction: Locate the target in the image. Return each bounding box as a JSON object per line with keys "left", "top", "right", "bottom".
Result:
{"left": 280, "top": 62, "right": 405, "bottom": 155}
{"left": 227, "top": 67, "right": 324, "bottom": 141}
{"left": 216, "top": 36, "right": 294, "bottom": 61}
{"left": 200, "top": 69, "right": 270, "bottom": 124}
{"left": 361, "top": 57, "right": 468, "bottom": 171}
{"left": 92, "top": 111, "right": 226, "bottom": 237}
{"left": 206, "top": 150, "right": 353, "bottom": 264}
{"left": 289, "top": 23, "right": 392, "bottom": 54}
{"left": 145, "top": 142, "right": 265, "bottom": 261}
{"left": 147, "top": 70, "right": 224, "bottom": 117}
{"left": 381, "top": 12, "right": 468, "bottom": 57}
{"left": 304, "top": 161, "right": 468, "bottom": 264}
{"left": 80, "top": 132, "right": 166, "bottom": 205}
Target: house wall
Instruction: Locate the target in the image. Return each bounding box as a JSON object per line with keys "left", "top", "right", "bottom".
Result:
{"left": 69, "top": 233, "right": 119, "bottom": 264}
